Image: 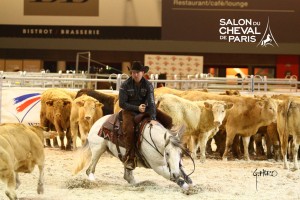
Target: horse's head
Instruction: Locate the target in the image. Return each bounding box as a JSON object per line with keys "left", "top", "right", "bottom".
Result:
{"left": 163, "top": 131, "right": 184, "bottom": 181}
{"left": 143, "top": 123, "right": 193, "bottom": 190}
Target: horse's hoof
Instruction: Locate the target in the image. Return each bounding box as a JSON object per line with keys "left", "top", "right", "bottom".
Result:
{"left": 37, "top": 185, "right": 44, "bottom": 194}
{"left": 88, "top": 173, "right": 96, "bottom": 181}
{"left": 129, "top": 179, "right": 136, "bottom": 184}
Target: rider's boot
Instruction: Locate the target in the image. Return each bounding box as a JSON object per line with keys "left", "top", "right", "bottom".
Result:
{"left": 122, "top": 110, "right": 136, "bottom": 170}
{"left": 124, "top": 148, "right": 136, "bottom": 170}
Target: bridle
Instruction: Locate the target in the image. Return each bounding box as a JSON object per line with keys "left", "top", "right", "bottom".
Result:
{"left": 141, "top": 123, "right": 195, "bottom": 180}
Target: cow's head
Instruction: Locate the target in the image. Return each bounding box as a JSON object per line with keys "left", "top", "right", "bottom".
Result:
{"left": 256, "top": 98, "right": 277, "bottom": 124}
{"left": 46, "top": 98, "right": 72, "bottom": 118}
{"left": 204, "top": 101, "right": 233, "bottom": 126}
{"left": 77, "top": 99, "right": 103, "bottom": 121}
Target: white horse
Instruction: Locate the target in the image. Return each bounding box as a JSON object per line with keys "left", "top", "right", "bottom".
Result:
{"left": 73, "top": 115, "right": 193, "bottom": 191}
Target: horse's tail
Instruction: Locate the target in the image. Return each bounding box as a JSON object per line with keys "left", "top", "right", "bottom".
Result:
{"left": 72, "top": 139, "right": 92, "bottom": 175}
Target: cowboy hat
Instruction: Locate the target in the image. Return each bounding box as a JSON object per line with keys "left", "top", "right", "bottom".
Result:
{"left": 128, "top": 61, "right": 149, "bottom": 73}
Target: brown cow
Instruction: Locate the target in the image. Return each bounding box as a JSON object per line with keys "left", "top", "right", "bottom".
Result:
{"left": 277, "top": 98, "right": 300, "bottom": 170}
{"left": 40, "top": 88, "right": 75, "bottom": 150}
{"left": 0, "top": 123, "right": 56, "bottom": 200}
{"left": 265, "top": 122, "right": 282, "bottom": 161}
{"left": 70, "top": 95, "right": 104, "bottom": 149}
{"left": 180, "top": 91, "right": 277, "bottom": 161}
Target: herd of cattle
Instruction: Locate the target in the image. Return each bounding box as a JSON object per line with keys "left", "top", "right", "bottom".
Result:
{"left": 1, "top": 86, "right": 300, "bottom": 200}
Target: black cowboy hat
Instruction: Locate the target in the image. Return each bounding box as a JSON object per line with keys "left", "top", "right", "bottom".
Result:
{"left": 128, "top": 61, "right": 149, "bottom": 73}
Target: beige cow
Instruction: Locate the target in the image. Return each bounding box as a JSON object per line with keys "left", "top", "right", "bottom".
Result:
{"left": 40, "top": 88, "right": 76, "bottom": 150}
{"left": 180, "top": 91, "right": 277, "bottom": 161}
{"left": 154, "top": 87, "right": 186, "bottom": 99}
{"left": 0, "top": 123, "right": 56, "bottom": 200}
{"left": 277, "top": 98, "right": 300, "bottom": 170}
{"left": 70, "top": 95, "right": 104, "bottom": 149}
{"left": 75, "top": 89, "right": 118, "bottom": 116}
{"left": 157, "top": 94, "right": 233, "bottom": 162}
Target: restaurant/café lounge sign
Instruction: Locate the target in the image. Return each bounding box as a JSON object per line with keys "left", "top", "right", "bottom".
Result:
{"left": 162, "top": 0, "right": 300, "bottom": 45}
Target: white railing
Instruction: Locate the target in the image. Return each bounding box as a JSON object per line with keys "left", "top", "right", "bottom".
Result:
{"left": 0, "top": 71, "right": 298, "bottom": 93}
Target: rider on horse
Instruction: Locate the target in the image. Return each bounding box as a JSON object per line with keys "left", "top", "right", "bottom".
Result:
{"left": 119, "top": 61, "right": 157, "bottom": 170}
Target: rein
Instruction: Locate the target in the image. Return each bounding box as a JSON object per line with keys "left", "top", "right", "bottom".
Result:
{"left": 141, "top": 123, "right": 195, "bottom": 178}
{"left": 180, "top": 147, "right": 196, "bottom": 177}
{"left": 141, "top": 124, "right": 164, "bottom": 157}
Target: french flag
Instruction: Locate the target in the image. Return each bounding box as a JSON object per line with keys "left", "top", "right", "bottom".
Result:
{"left": 14, "top": 93, "right": 41, "bottom": 113}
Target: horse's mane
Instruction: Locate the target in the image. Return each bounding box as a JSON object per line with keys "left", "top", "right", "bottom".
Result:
{"left": 168, "top": 135, "right": 185, "bottom": 150}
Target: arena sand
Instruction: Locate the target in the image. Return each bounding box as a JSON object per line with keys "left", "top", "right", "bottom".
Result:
{"left": 1, "top": 147, "right": 300, "bottom": 200}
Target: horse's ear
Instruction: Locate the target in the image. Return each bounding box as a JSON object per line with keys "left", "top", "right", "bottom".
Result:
{"left": 169, "top": 124, "right": 186, "bottom": 137}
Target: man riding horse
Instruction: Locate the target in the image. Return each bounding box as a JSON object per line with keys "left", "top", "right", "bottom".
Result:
{"left": 119, "top": 61, "right": 157, "bottom": 170}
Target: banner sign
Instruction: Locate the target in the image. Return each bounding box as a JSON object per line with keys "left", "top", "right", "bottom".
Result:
{"left": 162, "top": 0, "right": 300, "bottom": 46}
{"left": 145, "top": 54, "right": 203, "bottom": 77}
{"left": 0, "top": 25, "right": 160, "bottom": 39}
{"left": 0, "top": 88, "right": 44, "bottom": 125}
{"left": 1, "top": 0, "right": 161, "bottom": 27}
{"left": 0, "top": 25, "right": 101, "bottom": 39}
{"left": 24, "top": 0, "right": 99, "bottom": 16}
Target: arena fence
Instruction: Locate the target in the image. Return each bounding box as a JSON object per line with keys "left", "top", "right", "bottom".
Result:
{"left": 0, "top": 71, "right": 298, "bottom": 93}
{"left": 0, "top": 71, "right": 299, "bottom": 124}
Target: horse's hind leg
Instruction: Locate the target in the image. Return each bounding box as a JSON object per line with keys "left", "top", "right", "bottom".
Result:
{"left": 86, "top": 141, "right": 107, "bottom": 181}
{"left": 123, "top": 168, "right": 136, "bottom": 184}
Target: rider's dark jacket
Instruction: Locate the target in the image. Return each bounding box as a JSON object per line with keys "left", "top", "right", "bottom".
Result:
{"left": 119, "top": 76, "right": 156, "bottom": 120}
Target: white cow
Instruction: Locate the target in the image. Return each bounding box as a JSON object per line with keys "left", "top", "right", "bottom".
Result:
{"left": 157, "top": 94, "right": 233, "bottom": 162}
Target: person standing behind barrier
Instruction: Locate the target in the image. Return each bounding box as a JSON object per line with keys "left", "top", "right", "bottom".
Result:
{"left": 235, "top": 73, "right": 242, "bottom": 85}
{"left": 119, "top": 61, "right": 157, "bottom": 170}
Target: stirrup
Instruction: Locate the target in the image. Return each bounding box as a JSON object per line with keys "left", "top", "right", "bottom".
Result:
{"left": 124, "top": 162, "right": 135, "bottom": 170}
{"left": 124, "top": 157, "right": 136, "bottom": 170}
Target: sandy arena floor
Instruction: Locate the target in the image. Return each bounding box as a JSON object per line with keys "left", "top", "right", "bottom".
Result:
{"left": 1, "top": 147, "right": 300, "bottom": 200}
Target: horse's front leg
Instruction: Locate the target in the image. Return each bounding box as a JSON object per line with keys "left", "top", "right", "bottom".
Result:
{"left": 123, "top": 168, "right": 136, "bottom": 184}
